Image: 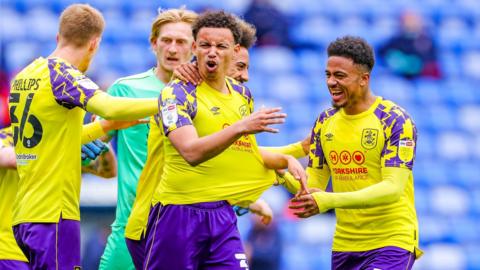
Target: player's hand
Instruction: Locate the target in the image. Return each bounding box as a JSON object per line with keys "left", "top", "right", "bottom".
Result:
{"left": 248, "top": 199, "right": 273, "bottom": 225}
{"left": 286, "top": 156, "right": 309, "bottom": 194}
{"left": 273, "top": 169, "right": 286, "bottom": 185}
{"left": 81, "top": 139, "right": 107, "bottom": 160}
{"left": 235, "top": 107, "right": 286, "bottom": 134}
{"left": 289, "top": 193, "right": 320, "bottom": 218}
{"left": 100, "top": 119, "right": 150, "bottom": 133}
{"left": 172, "top": 62, "right": 202, "bottom": 85}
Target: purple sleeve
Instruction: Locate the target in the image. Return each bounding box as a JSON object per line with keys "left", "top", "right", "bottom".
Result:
{"left": 48, "top": 58, "right": 98, "bottom": 109}
{"left": 158, "top": 80, "right": 197, "bottom": 135}
{"left": 381, "top": 112, "right": 417, "bottom": 170}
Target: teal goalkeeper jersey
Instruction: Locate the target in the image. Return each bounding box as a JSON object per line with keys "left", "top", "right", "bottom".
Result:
{"left": 107, "top": 68, "right": 164, "bottom": 227}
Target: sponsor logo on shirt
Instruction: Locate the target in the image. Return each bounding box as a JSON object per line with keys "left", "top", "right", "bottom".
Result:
{"left": 398, "top": 138, "right": 415, "bottom": 162}
{"left": 77, "top": 78, "right": 99, "bottom": 90}
{"left": 361, "top": 128, "right": 378, "bottom": 150}
{"left": 330, "top": 150, "right": 368, "bottom": 180}
{"left": 161, "top": 98, "right": 178, "bottom": 128}
{"left": 210, "top": 106, "right": 221, "bottom": 115}
{"left": 325, "top": 132, "right": 334, "bottom": 141}
{"left": 329, "top": 151, "right": 339, "bottom": 165}
{"left": 16, "top": 153, "right": 38, "bottom": 165}
{"left": 238, "top": 104, "right": 248, "bottom": 117}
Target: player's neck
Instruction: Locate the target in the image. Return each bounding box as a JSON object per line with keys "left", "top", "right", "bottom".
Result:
{"left": 50, "top": 46, "right": 88, "bottom": 71}
{"left": 155, "top": 66, "right": 172, "bottom": 84}
{"left": 344, "top": 90, "right": 376, "bottom": 115}
{"left": 204, "top": 76, "right": 229, "bottom": 94}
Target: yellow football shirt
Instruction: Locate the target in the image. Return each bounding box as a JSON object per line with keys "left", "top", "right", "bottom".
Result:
{"left": 125, "top": 115, "right": 164, "bottom": 240}
{"left": 9, "top": 57, "right": 100, "bottom": 224}
{"left": 308, "top": 97, "right": 421, "bottom": 256}
{"left": 0, "top": 127, "right": 28, "bottom": 262}
{"left": 152, "top": 78, "right": 275, "bottom": 207}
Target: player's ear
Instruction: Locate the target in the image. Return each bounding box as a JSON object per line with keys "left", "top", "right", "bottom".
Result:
{"left": 359, "top": 72, "right": 370, "bottom": 87}
{"left": 151, "top": 37, "right": 158, "bottom": 52}
{"left": 89, "top": 37, "right": 101, "bottom": 52}
{"left": 192, "top": 41, "right": 197, "bottom": 54}
{"left": 233, "top": 44, "right": 240, "bottom": 53}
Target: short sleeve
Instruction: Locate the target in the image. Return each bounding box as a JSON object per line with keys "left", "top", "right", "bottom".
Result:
{"left": 381, "top": 114, "right": 417, "bottom": 170}
{"left": 48, "top": 58, "right": 99, "bottom": 109}
{"left": 308, "top": 113, "right": 329, "bottom": 169}
{"left": 158, "top": 80, "right": 197, "bottom": 135}
{"left": 0, "top": 127, "right": 13, "bottom": 148}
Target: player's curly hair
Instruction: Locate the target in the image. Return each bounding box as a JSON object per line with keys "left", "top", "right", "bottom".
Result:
{"left": 237, "top": 19, "right": 257, "bottom": 49}
{"left": 192, "top": 10, "right": 241, "bottom": 44}
{"left": 327, "top": 36, "right": 375, "bottom": 72}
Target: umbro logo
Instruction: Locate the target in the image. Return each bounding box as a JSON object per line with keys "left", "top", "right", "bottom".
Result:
{"left": 210, "top": 106, "right": 221, "bottom": 115}
{"left": 325, "top": 133, "right": 334, "bottom": 141}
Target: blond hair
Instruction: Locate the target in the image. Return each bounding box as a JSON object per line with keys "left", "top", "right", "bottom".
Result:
{"left": 58, "top": 4, "right": 105, "bottom": 47}
{"left": 150, "top": 8, "right": 198, "bottom": 43}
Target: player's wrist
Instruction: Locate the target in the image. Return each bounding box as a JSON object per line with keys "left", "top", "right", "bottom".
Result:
{"left": 231, "top": 120, "right": 248, "bottom": 136}
{"left": 312, "top": 192, "right": 334, "bottom": 213}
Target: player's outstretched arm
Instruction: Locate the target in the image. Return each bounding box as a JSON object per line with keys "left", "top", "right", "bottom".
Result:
{"left": 0, "top": 146, "right": 16, "bottom": 169}
{"left": 260, "top": 149, "right": 308, "bottom": 194}
{"left": 168, "top": 107, "right": 286, "bottom": 166}
{"left": 290, "top": 167, "right": 409, "bottom": 218}
{"left": 261, "top": 135, "right": 310, "bottom": 158}
{"left": 82, "top": 119, "right": 150, "bottom": 144}
{"left": 86, "top": 92, "right": 157, "bottom": 120}
{"left": 276, "top": 166, "right": 330, "bottom": 195}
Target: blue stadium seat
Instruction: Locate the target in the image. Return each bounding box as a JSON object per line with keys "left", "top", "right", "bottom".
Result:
{"left": 250, "top": 46, "right": 297, "bottom": 74}
{"left": 465, "top": 243, "right": 480, "bottom": 270}
{"left": 266, "top": 74, "right": 308, "bottom": 102}
{"left": 454, "top": 161, "right": 480, "bottom": 189}
{"left": 371, "top": 75, "right": 414, "bottom": 105}
{"left": 443, "top": 78, "right": 479, "bottom": 105}
{"left": 430, "top": 185, "right": 470, "bottom": 217}
{"left": 449, "top": 217, "right": 480, "bottom": 243}
{"left": 290, "top": 16, "right": 336, "bottom": 48}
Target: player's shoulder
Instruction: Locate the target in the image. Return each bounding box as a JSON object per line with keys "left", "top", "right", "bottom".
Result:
{"left": 226, "top": 77, "right": 252, "bottom": 101}
{"left": 47, "top": 57, "right": 80, "bottom": 75}
{"left": 375, "top": 97, "right": 414, "bottom": 124}
{"left": 161, "top": 79, "right": 197, "bottom": 102}
{"left": 316, "top": 107, "right": 339, "bottom": 125}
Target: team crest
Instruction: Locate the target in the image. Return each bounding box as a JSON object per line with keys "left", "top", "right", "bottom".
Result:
{"left": 239, "top": 104, "right": 248, "bottom": 117}
{"left": 361, "top": 128, "right": 378, "bottom": 150}
{"left": 161, "top": 98, "right": 178, "bottom": 127}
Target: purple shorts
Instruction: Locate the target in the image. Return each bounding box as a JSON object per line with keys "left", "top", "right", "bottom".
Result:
{"left": 332, "top": 246, "right": 415, "bottom": 270}
{"left": 0, "top": 260, "right": 29, "bottom": 270}
{"left": 13, "top": 218, "right": 81, "bottom": 270}
{"left": 144, "top": 201, "right": 248, "bottom": 270}
{"left": 126, "top": 236, "right": 146, "bottom": 270}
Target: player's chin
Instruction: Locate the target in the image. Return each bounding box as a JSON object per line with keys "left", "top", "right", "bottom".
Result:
{"left": 331, "top": 100, "right": 346, "bottom": 109}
